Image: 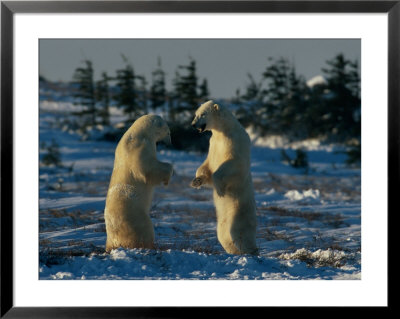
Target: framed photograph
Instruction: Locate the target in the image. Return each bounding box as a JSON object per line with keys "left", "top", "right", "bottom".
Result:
{"left": 1, "top": 0, "right": 395, "bottom": 316}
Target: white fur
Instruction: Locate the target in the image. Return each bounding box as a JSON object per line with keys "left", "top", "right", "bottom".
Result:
{"left": 191, "top": 101, "right": 258, "bottom": 255}
{"left": 104, "top": 115, "right": 173, "bottom": 251}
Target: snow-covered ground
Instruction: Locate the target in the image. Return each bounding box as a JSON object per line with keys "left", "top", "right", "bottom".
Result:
{"left": 39, "top": 101, "right": 361, "bottom": 280}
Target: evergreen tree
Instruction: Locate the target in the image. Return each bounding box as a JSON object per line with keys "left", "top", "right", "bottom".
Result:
{"left": 321, "top": 53, "right": 361, "bottom": 141}
{"left": 261, "top": 57, "right": 291, "bottom": 134}
{"left": 243, "top": 73, "right": 263, "bottom": 102}
{"left": 136, "top": 74, "right": 149, "bottom": 115}
{"left": 232, "top": 88, "right": 242, "bottom": 105}
{"left": 150, "top": 57, "right": 167, "bottom": 111}
{"left": 261, "top": 57, "right": 308, "bottom": 137}
{"left": 171, "top": 58, "right": 199, "bottom": 123}
{"left": 198, "top": 78, "right": 210, "bottom": 102}
{"left": 72, "top": 59, "right": 96, "bottom": 126}
{"left": 95, "top": 72, "right": 111, "bottom": 126}
{"left": 304, "top": 79, "right": 329, "bottom": 138}
{"left": 169, "top": 71, "right": 182, "bottom": 123}
{"left": 39, "top": 75, "right": 47, "bottom": 83}
{"left": 114, "top": 55, "right": 143, "bottom": 122}
{"left": 179, "top": 59, "right": 198, "bottom": 108}
{"left": 285, "top": 65, "right": 309, "bottom": 139}
{"left": 236, "top": 73, "right": 264, "bottom": 128}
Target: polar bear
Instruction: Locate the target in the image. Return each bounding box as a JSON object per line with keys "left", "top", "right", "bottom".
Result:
{"left": 190, "top": 100, "right": 258, "bottom": 255}
{"left": 104, "top": 114, "right": 173, "bottom": 252}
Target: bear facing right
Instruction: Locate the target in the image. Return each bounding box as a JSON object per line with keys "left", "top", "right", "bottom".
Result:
{"left": 190, "top": 100, "right": 258, "bottom": 255}
{"left": 104, "top": 114, "right": 173, "bottom": 252}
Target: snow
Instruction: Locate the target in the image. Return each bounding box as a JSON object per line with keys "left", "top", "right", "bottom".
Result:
{"left": 39, "top": 98, "right": 361, "bottom": 280}
{"left": 306, "top": 75, "right": 328, "bottom": 88}
{"left": 40, "top": 247, "right": 359, "bottom": 280}
{"left": 246, "top": 127, "right": 337, "bottom": 152}
{"left": 284, "top": 189, "right": 320, "bottom": 202}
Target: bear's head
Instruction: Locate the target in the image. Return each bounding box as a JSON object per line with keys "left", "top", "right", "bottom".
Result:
{"left": 131, "top": 114, "right": 171, "bottom": 144}
{"left": 191, "top": 100, "right": 221, "bottom": 133}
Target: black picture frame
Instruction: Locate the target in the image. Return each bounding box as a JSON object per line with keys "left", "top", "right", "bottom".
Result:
{"left": 1, "top": 1, "right": 395, "bottom": 317}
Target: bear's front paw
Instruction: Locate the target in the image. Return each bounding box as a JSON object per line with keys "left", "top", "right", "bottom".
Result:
{"left": 163, "top": 164, "right": 173, "bottom": 186}
{"left": 190, "top": 176, "right": 204, "bottom": 189}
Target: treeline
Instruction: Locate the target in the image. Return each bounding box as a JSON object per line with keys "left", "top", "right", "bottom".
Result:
{"left": 71, "top": 56, "right": 209, "bottom": 125}
{"left": 50, "top": 53, "right": 360, "bottom": 160}
{"left": 70, "top": 55, "right": 211, "bottom": 151}
{"left": 235, "top": 54, "right": 361, "bottom": 148}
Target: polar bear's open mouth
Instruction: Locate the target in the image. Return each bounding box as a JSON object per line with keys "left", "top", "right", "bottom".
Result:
{"left": 198, "top": 124, "right": 206, "bottom": 133}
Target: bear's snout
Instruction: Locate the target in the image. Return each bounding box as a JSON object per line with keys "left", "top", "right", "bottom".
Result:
{"left": 191, "top": 120, "right": 199, "bottom": 130}
{"left": 192, "top": 118, "right": 206, "bottom": 132}
{"left": 192, "top": 122, "right": 206, "bottom": 132}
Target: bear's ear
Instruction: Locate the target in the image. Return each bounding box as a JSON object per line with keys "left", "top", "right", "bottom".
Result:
{"left": 213, "top": 104, "right": 219, "bottom": 111}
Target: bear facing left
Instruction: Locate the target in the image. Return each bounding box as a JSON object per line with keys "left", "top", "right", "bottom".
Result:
{"left": 104, "top": 114, "right": 173, "bottom": 252}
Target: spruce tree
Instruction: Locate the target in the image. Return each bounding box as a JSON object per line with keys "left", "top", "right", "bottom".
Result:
{"left": 172, "top": 58, "right": 199, "bottom": 123}
{"left": 95, "top": 72, "right": 111, "bottom": 126}
{"left": 262, "top": 57, "right": 306, "bottom": 136}
{"left": 169, "top": 71, "right": 182, "bottom": 123}
{"left": 237, "top": 73, "right": 264, "bottom": 128}
{"left": 232, "top": 88, "right": 242, "bottom": 105}
{"left": 136, "top": 75, "right": 149, "bottom": 115}
{"left": 179, "top": 59, "right": 198, "bottom": 108}
{"left": 198, "top": 78, "right": 210, "bottom": 102}
{"left": 285, "top": 65, "right": 308, "bottom": 139}
{"left": 150, "top": 57, "right": 167, "bottom": 111}
{"left": 321, "top": 53, "right": 361, "bottom": 141}
{"left": 115, "top": 56, "right": 142, "bottom": 122}
{"left": 305, "top": 77, "right": 329, "bottom": 138}
{"left": 72, "top": 59, "right": 96, "bottom": 126}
